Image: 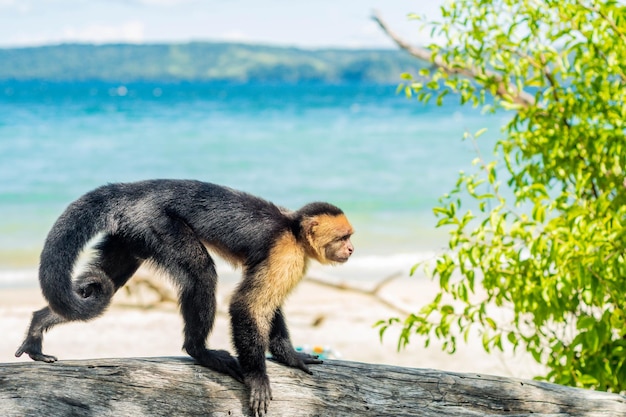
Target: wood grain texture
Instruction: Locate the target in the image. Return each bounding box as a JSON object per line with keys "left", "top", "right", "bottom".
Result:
{"left": 1, "top": 357, "right": 625, "bottom": 416}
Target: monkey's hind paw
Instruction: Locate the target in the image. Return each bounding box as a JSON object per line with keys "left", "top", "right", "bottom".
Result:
{"left": 211, "top": 349, "right": 245, "bottom": 383}
{"left": 15, "top": 344, "right": 58, "bottom": 363}
{"left": 187, "top": 347, "right": 244, "bottom": 383}
{"left": 28, "top": 352, "right": 58, "bottom": 363}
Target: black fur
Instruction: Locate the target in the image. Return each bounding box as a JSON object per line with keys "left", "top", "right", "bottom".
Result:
{"left": 15, "top": 179, "right": 347, "bottom": 416}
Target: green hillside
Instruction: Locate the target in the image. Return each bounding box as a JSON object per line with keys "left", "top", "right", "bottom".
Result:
{"left": 0, "top": 42, "right": 424, "bottom": 83}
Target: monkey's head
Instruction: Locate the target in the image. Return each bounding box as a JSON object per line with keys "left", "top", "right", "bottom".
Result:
{"left": 296, "top": 202, "right": 354, "bottom": 265}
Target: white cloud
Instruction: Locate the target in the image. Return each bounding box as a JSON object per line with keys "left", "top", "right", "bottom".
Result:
{"left": 0, "top": 0, "right": 449, "bottom": 48}
{"left": 61, "top": 21, "right": 145, "bottom": 44}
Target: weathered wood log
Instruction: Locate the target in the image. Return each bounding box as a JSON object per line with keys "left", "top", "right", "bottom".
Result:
{"left": 1, "top": 357, "right": 625, "bottom": 416}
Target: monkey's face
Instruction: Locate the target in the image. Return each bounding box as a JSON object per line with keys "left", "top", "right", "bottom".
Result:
{"left": 323, "top": 233, "right": 354, "bottom": 263}
{"left": 304, "top": 213, "right": 354, "bottom": 265}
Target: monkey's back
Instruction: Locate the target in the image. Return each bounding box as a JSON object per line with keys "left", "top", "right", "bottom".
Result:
{"left": 87, "top": 180, "right": 294, "bottom": 267}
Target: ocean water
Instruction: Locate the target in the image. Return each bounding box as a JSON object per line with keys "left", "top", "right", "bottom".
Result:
{"left": 0, "top": 81, "right": 505, "bottom": 286}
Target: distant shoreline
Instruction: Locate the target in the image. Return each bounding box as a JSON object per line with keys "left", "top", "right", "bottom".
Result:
{"left": 0, "top": 42, "right": 427, "bottom": 84}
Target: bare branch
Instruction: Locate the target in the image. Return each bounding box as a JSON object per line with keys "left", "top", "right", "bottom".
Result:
{"left": 372, "top": 10, "right": 536, "bottom": 107}
{"left": 305, "top": 272, "right": 412, "bottom": 316}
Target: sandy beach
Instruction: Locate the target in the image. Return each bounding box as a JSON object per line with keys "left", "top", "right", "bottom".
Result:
{"left": 0, "top": 263, "right": 544, "bottom": 380}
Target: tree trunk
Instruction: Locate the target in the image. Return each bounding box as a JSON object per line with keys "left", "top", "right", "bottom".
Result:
{"left": 1, "top": 357, "right": 624, "bottom": 416}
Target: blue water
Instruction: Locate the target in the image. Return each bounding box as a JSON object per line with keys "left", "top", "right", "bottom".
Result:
{"left": 0, "top": 81, "right": 506, "bottom": 281}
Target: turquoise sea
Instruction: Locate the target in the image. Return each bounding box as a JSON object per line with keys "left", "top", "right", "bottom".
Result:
{"left": 0, "top": 81, "right": 505, "bottom": 286}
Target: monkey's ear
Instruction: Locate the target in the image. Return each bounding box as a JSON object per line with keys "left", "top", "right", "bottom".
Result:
{"left": 301, "top": 217, "right": 324, "bottom": 261}
{"left": 301, "top": 217, "right": 319, "bottom": 237}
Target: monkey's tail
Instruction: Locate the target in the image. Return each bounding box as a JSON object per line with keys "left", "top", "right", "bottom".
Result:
{"left": 38, "top": 193, "right": 115, "bottom": 321}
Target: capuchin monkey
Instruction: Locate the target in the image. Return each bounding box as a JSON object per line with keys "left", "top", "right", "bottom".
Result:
{"left": 15, "top": 179, "right": 354, "bottom": 416}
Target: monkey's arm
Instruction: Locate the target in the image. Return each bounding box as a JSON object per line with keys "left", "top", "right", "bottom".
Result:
{"left": 268, "top": 309, "right": 323, "bottom": 374}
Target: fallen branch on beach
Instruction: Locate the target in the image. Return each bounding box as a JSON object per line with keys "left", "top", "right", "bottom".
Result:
{"left": 304, "top": 272, "right": 412, "bottom": 316}
{"left": 121, "top": 270, "right": 414, "bottom": 316}
{"left": 2, "top": 356, "right": 625, "bottom": 416}
{"left": 119, "top": 273, "right": 178, "bottom": 309}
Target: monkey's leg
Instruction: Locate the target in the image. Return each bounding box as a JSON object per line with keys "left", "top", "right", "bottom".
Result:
{"left": 148, "top": 219, "right": 243, "bottom": 382}
{"left": 179, "top": 271, "right": 243, "bottom": 382}
{"left": 269, "top": 308, "right": 323, "bottom": 373}
{"left": 15, "top": 234, "right": 142, "bottom": 362}
{"left": 15, "top": 307, "right": 64, "bottom": 362}
{"left": 230, "top": 276, "right": 281, "bottom": 417}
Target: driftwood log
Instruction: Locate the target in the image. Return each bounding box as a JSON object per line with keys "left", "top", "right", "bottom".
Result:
{"left": 1, "top": 357, "right": 625, "bottom": 416}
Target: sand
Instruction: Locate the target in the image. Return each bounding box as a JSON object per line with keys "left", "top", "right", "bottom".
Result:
{"left": 0, "top": 266, "right": 544, "bottom": 380}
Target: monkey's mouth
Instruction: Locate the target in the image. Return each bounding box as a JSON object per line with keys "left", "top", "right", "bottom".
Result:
{"left": 333, "top": 255, "right": 351, "bottom": 263}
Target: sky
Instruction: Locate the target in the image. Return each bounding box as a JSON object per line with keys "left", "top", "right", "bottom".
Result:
{"left": 0, "top": 0, "right": 446, "bottom": 49}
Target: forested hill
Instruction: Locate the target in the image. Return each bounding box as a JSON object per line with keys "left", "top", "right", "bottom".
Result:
{"left": 0, "top": 42, "right": 425, "bottom": 83}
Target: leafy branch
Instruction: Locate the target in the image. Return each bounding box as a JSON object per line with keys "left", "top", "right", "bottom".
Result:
{"left": 376, "top": 0, "right": 626, "bottom": 393}
{"left": 371, "top": 10, "right": 536, "bottom": 107}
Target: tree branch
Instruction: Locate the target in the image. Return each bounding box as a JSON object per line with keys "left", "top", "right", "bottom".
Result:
{"left": 579, "top": 1, "right": 626, "bottom": 44}
{"left": 372, "top": 10, "right": 536, "bottom": 107}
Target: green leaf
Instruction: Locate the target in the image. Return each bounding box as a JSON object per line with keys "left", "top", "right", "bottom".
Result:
{"left": 577, "top": 316, "right": 596, "bottom": 331}
{"left": 474, "top": 127, "right": 488, "bottom": 138}
{"left": 578, "top": 374, "right": 599, "bottom": 386}
{"left": 441, "top": 304, "right": 455, "bottom": 315}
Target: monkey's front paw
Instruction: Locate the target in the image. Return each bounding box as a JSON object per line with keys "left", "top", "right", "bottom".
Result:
{"left": 247, "top": 375, "right": 272, "bottom": 417}
{"left": 297, "top": 352, "right": 323, "bottom": 365}
{"left": 288, "top": 352, "right": 323, "bottom": 375}
{"left": 271, "top": 349, "right": 323, "bottom": 374}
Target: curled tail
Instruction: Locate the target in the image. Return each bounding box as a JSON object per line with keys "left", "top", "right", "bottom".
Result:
{"left": 39, "top": 194, "right": 115, "bottom": 321}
